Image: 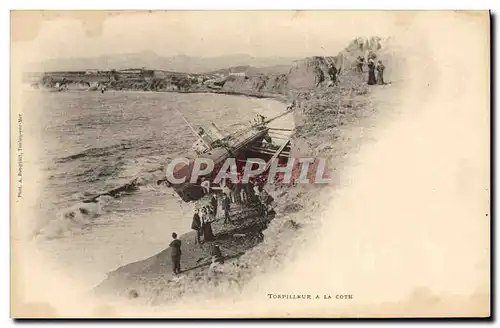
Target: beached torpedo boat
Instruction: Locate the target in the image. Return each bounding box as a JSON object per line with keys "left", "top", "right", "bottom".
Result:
{"left": 158, "top": 108, "right": 294, "bottom": 202}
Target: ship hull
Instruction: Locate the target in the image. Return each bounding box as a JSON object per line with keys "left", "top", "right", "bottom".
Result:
{"left": 169, "top": 127, "right": 270, "bottom": 202}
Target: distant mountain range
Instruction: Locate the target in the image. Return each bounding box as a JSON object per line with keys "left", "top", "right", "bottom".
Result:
{"left": 27, "top": 51, "right": 301, "bottom": 74}
{"left": 208, "top": 65, "right": 294, "bottom": 76}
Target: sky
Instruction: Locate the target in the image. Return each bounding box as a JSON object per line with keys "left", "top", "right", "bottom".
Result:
{"left": 11, "top": 11, "right": 397, "bottom": 63}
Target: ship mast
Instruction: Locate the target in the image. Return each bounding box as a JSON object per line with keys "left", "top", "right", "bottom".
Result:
{"left": 173, "top": 107, "right": 212, "bottom": 150}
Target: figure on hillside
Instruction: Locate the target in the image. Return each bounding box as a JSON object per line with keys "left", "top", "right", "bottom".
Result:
{"left": 191, "top": 208, "right": 202, "bottom": 245}
{"left": 222, "top": 193, "right": 231, "bottom": 224}
{"left": 221, "top": 178, "right": 233, "bottom": 203}
{"left": 257, "top": 186, "right": 274, "bottom": 216}
{"left": 210, "top": 193, "right": 218, "bottom": 218}
{"left": 367, "top": 59, "right": 377, "bottom": 85}
{"left": 376, "top": 60, "right": 386, "bottom": 85}
{"left": 314, "top": 66, "right": 325, "bottom": 87}
{"left": 356, "top": 56, "right": 365, "bottom": 72}
{"left": 169, "top": 232, "right": 182, "bottom": 275}
{"left": 201, "top": 207, "right": 215, "bottom": 242}
{"left": 327, "top": 64, "right": 338, "bottom": 86}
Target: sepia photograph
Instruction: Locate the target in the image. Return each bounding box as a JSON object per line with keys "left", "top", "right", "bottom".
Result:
{"left": 10, "top": 10, "right": 490, "bottom": 318}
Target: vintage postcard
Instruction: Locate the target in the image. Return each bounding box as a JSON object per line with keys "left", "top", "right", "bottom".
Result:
{"left": 10, "top": 10, "right": 490, "bottom": 318}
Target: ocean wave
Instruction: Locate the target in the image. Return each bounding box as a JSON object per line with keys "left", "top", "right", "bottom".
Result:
{"left": 36, "top": 197, "right": 113, "bottom": 239}
{"left": 39, "top": 159, "right": 166, "bottom": 235}
{"left": 55, "top": 142, "right": 135, "bottom": 164}
{"left": 79, "top": 166, "right": 166, "bottom": 203}
{"left": 97, "top": 162, "right": 127, "bottom": 179}
{"left": 35, "top": 169, "right": 172, "bottom": 239}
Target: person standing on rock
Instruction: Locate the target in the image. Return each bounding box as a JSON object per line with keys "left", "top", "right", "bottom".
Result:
{"left": 210, "top": 193, "right": 218, "bottom": 218}
{"left": 327, "top": 64, "right": 338, "bottom": 86}
{"left": 201, "top": 207, "right": 215, "bottom": 242}
{"left": 222, "top": 184, "right": 233, "bottom": 204}
{"left": 257, "top": 186, "right": 270, "bottom": 216}
{"left": 222, "top": 194, "right": 231, "bottom": 224}
{"left": 240, "top": 185, "right": 248, "bottom": 204}
{"left": 314, "top": 66, "right": 325, "bottom": 87}
{"left": 376, "top": 60, "right": 386, "bottom": 85}
{"left": 367, "top": 59, "right": 376, "bottom": 85}
{"left": 221, "top": 178, "right": 232, "bottom": 201}
{"left": 191, "top": 209, "right": 202, "bottom": 245}
{"left": 169, "top": 232, "right": 182, "bottom": 275}
{"left": 356, "top": 56, "right": 365, "bottom": 72}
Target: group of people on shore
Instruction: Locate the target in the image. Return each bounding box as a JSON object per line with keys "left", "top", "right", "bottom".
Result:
{"left": 169, "top": 179, "right": 274, "bottom": 276}
{"left": 191, "top": 203, "right": 216, "bottom": 245}
{"left": 169, "top": 198, "right": 219, "bottom": 276}
{"left": 220, "top": 176, "right": 270, "bottom": 208}
{"left": 356, "top": 56, "right": 386, "bottom": 85}
{"left": 200, "top": 177, "right": 273, "bottom": 221}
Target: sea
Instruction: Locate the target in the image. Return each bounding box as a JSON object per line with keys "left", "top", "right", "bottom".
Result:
{"left": 19, "top": 90, "right": 289, "bottom": 289}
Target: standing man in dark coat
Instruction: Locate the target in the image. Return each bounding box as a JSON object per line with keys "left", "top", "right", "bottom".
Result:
{"left": 169, "top": 232, "right": 182, "bottom": 275}
{"left": 327, "top": 64, "right": 338, "bottom": 86}
{"left": 367, "top": 59, "right": 376, "bottom": 85}
{"left": 191, "top": 209, "right": 202, "bottom": 245}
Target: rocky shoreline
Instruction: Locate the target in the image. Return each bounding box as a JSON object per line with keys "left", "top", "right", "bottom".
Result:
{"left": 95, "top": 200, "right": 274, "bottom": 300}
